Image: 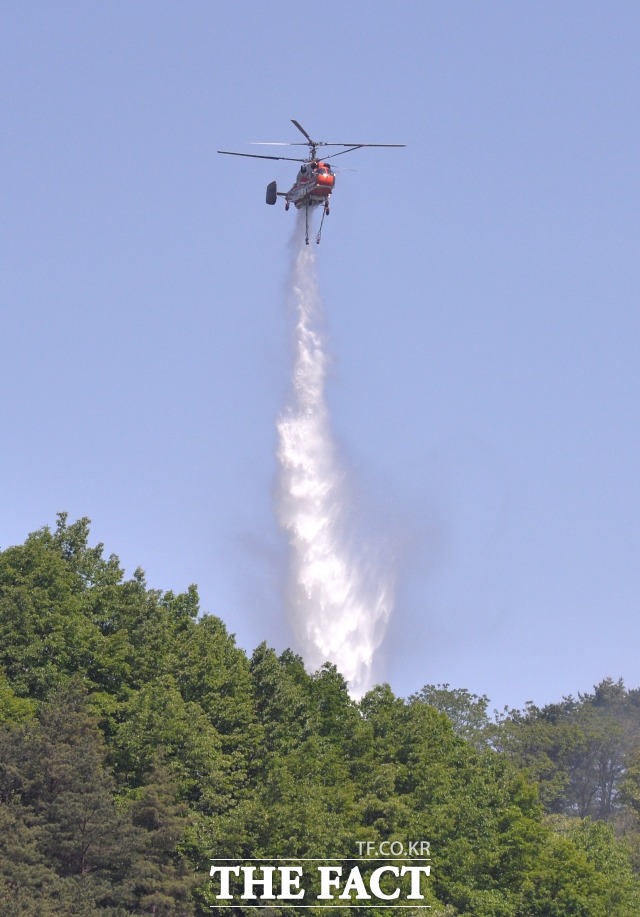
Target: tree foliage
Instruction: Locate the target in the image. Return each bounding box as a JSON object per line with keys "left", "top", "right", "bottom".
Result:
{"left": 495, "top": 679, "right": 640, "bottom": 821}
{"left": 0, "top": 516, "right": 639, "bottom": 914}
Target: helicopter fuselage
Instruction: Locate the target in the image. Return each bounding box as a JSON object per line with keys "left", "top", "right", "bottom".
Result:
{"left": 284, "top": 160, "right": 335, "bottom": 209}
{"left": 219, "top": 119, "right": 404, "bottom": 242}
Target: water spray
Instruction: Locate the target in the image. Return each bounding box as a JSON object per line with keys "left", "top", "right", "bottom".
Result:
{"left": 276, "top": 212, "right": 394, "bottom": 697}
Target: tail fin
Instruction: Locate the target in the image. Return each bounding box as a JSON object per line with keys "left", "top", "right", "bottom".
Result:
{"left": 266, "top": 181, "right": 277, "bottom": 205}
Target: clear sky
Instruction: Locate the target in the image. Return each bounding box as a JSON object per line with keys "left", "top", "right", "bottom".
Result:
{"left": 2, "top": 1, "right": 639, "bottom": 712}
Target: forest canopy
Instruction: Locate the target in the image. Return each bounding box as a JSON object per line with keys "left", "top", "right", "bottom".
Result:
{"left": 0, "top": 515, "right": 639, "bottom": 915}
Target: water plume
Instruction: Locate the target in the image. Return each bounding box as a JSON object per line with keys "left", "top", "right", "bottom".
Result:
{"left": 275, "top": 212, "right": 394, "bottom": 697}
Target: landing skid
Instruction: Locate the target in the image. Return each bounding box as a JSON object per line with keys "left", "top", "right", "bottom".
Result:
{"left": 316, "top": 202, "right": 329, "bottom": 244}
{"left": 305, "top": 202, "right": 330, "bottom": 245}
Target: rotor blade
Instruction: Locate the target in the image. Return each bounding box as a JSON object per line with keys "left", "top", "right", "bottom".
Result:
{"left": 291, "top": 120, "right": 315, "bottom": 144}
{"left": 321, "top": 145, "right": 405, "bottom": 162}
{"left": 319, "top": 142, "right": 406, "bottom": 148}
{"left": 250, "top": 142, "right": 309, "bottom": 146}
{"left": 218, "top": 150, "right": 306, "bottom": 163}
{"left": 321, "top": 148, "right": 360, "bottom": 161}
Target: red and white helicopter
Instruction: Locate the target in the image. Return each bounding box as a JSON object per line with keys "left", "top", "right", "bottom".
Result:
{"left": 218, "top": 120, "right": 405, "bottom": 244}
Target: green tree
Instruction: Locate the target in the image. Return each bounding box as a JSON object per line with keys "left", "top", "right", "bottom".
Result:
{"left": 171, "top": 611, "right": 260, "bottom": 786}
{"left": 498, "top": 679, "right": 640, "bottom": 820}
{"left": 0, "top": 682, "right": 141, "bottom": 914}
{"left": 410, "top": 683, "right": 494, "bottom": 748}
{"left": 0, "top": 801, "right": 69, "bottom": 917}
{"left": 114, "top": 674, "right": 230, "bottom": 816}
{"left": 3, "top": 517, "right": 640, "bottom": 914}
{"left": 126, "top": 758, "right": 199, "bottom": 915}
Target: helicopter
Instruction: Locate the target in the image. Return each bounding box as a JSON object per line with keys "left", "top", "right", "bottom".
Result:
{"left": 218, "top": 120, "right": 405, "bottom": 244}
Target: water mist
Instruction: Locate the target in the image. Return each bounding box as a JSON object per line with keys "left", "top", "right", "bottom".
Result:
{"left": 275, "top": 212, "right": 394, "bottom": 697}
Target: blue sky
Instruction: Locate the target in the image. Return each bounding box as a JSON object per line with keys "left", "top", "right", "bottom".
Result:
{"left": 2, "top": 1, "right": 639, "bottom": 711}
